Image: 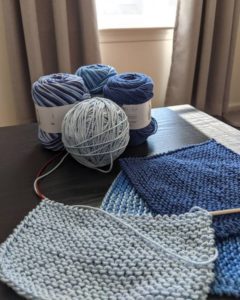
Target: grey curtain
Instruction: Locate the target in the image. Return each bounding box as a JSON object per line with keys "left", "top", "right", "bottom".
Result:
{"left": 1, "top": 0, "right": 101, "bottom": 124}
{"left": 165, "top": 0, "right": 240, "bottom": 116}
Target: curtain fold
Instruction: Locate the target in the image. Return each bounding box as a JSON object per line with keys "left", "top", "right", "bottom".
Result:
{"left": 165, "top": 0, "right": 240, "bottom": 116}
{"left": 1, "top": 0, "right": 34, "bottom": 124}
{"left": 1, "top": 0, "right": 101, "bottom": 124}
{"left": 19, "top": 0, "right": 101, "bottom": 82}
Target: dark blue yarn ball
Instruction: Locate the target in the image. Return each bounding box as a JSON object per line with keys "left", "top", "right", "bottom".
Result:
{"left": 32, "top": 73, "right": 90, "bottom": 151}
{"left": 75, "top": 64, "right": 117, "bottom": 95}
{"left": 103, "top": 73, "right": 158, "bottom": 146}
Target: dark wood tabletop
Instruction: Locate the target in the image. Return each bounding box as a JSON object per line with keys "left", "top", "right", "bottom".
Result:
{"left": 0, "top": 106, "right": 233, "bottom": 299}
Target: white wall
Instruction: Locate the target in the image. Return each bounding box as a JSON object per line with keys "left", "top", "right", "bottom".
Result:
{"left": 99, "top": 28, "right": 174, "bottom": 108}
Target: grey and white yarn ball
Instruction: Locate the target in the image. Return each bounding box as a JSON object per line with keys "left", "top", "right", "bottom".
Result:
{"left": 62, "top": 97, "right": 130, "bottom": 171}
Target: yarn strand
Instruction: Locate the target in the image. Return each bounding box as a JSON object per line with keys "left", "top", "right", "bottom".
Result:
{"left": 64, "top": 202, "right": 218, "bottom": 267}
{"left": 34, "top": 153, "right": 68, "bottom": 199}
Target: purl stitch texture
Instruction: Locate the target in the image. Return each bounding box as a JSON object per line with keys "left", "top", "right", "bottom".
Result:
{"left": 101, "top": 171, "right": 240, "bottom": 297}
{"left": 0, "top": 200, "right": 216, "bottom": 300}
{"left": 119, "top": 140, "right": 240, "bottom": 238}
{"left": 101, "top": 140, "right": 240, "bottom": 297}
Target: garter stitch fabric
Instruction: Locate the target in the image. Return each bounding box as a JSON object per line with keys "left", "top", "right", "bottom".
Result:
{"left": 101, "top": 140, "right": 240, "bottom": 297}
{"left": 119, "top": 139, "right": 240, "bottom": 239}
{"left": 0, "top": 200, "right": 216, "bottom": 300}
{"left": 101, "top": 171, "right": 240, "bottom": 297}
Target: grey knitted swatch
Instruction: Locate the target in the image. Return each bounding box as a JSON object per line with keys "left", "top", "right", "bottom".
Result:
{"left": 0, "top": 200, "right": 217, "bottom": 300}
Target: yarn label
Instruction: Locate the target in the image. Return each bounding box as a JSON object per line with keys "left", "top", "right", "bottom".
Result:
{"left": 35, "top": 104, "right": 76, "bottom": 133}
{"left": 122, "top": 100, "right": 151, "bottom": 129}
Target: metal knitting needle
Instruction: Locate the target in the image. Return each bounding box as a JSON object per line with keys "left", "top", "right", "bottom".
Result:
{"left": 210, "top": 207, "right": 240, "bottom": 216}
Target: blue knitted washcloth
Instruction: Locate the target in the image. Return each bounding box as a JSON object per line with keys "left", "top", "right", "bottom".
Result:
{"left": 119, "top": 139, "right": 240, "bottom": 239}
{"left": 0, "top": 200, "right": 216, "bottom": 300}
{"left": 101, "top": 140, "right": 240, "bottom": 297}
{"left": 101, "top": 172, "right": 240, "bottom": 297}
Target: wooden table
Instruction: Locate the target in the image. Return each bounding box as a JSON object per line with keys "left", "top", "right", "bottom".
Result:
{"left": 0, "top": 105, "right": 239, "bottom": 300}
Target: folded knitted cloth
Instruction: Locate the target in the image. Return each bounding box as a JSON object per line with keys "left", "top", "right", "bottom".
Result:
{"left": 119, "top": 140, "right": 240, "bottom": 239}
{"left": 101, "top": 172, "right": 240, "bottom": 296}
{"left": 0, "top": 200, "right": 216, "bottom": 300}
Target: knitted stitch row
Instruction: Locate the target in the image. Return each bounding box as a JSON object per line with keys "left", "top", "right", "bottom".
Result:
{"left": 119, "top": 139, "right": 240, "bottom": 239}
{"left": 0, "top": 200, "right": 216, "bottom": 300}
{"left": 101, "top": 171, "right": 240, "bottom": 297}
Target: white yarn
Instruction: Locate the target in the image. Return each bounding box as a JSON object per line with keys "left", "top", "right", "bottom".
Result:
{"left": 62, "top": 97, "right": 130, "bottom": 172}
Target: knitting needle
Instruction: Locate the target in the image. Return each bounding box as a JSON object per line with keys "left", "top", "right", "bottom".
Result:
{"left": 210, "top": 207, "right": 240, "bottom": 216}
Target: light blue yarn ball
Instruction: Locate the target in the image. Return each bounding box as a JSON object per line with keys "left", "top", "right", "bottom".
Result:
{"left": 32, "top": 73, "right": 90, "bottom": 151}
{"left": 103, "top": 72, "right": 158, "bottom": 146}
{"left": 62, "top": 97, "right": 130, "bottom": 171}
{"left": 75, "top": 64, "right": 117, "bottom": 95}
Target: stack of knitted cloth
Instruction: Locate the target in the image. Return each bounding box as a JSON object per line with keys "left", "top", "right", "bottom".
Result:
{"left": 0, "top": 200, "right": 216, "bottom": 300}
{"left": 102, "top": 140, "right": 240, "bottom": 297}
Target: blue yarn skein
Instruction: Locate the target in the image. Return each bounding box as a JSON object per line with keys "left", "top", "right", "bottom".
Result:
{"left": 75, "top": 64, "right": 117, "bottom": 95}
{"left": 103, "top": 73, "right": 158, "bottom": 146}
{"left": 32, "top": 73, "right": 90, "bottom": 151}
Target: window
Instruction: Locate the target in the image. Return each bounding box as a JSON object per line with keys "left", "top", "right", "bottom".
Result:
{"left": 96, "top": 0, "right": 178, "bottom": 30}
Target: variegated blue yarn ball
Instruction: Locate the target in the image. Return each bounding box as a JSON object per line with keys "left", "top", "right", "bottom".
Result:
{"left": 32, "top": 73, "right": 90, "bottom": 151}
{"left": 75, "top": 64, "right": 117, "bottom": 95}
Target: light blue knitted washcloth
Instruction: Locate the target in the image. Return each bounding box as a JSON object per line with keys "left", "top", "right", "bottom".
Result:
{"left": 0, "top": 199, "right": 216, "bottom": 300}
{"left": 101, "top": 171, "right": 240, "bottom": 297}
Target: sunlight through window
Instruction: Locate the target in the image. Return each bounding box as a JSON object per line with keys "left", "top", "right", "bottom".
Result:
{"left": 96, "top": 0, "right": 178, "bottom": 29}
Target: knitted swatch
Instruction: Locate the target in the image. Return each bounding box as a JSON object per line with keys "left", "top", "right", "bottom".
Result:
{"left": 101, "top": 140, "right": 240, "bottom": 297}
{"left": 119, "top": 140, "right": 240, "bottom": 239}
{"left": 101, "top": 172, "right": 240, "bottom": 296}
{"left": 0, "top": 200, "right": 216, "bottom": 300}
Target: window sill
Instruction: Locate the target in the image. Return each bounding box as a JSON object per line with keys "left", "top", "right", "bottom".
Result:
{"left": 99, "top": 26, "right": 174, "bottom": 31}
{"left": 98, "top": 27, "right": 174, "bottom": 43}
